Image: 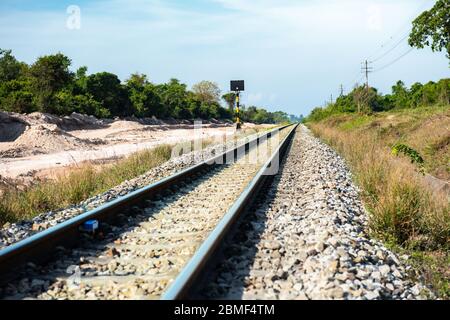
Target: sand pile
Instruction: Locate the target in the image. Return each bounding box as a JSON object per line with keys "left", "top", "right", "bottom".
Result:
{"left": 108, "top": 120, "right": 145, "bottom": 130}
{"left": 27, "top": 112, "right": 108, "bottom": 130}
{"left": 0, "top": 124, "right": 100, "bottom": 157}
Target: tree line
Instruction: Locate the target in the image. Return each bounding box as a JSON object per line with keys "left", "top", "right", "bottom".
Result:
{"left": 0, "top": 49, "right": 295, "bottom": 123}
{"left": 306, "top": 78, "right": 450, "bottom": 122}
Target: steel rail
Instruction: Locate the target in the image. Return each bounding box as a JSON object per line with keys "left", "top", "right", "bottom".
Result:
{"left": 0, "top": 124, "right": 293, "bottom": 283}
{"left": 162, "top": 124, "right": 298, "bottom": 299}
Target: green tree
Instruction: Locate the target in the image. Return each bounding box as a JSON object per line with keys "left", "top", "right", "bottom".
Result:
{"left": 272, "top": 111, "right": 289, "bottom": 123}
{"left": 0, "top": 79, "right": 35, "bottom": 113}
{"left": 86, "top": 72, "right": 131, "bottom": 116}
{"left": 156, "top": 78, "right": 189, "bottom": 119}
{"left": 126, "top": 74, "right": 165, "bottom": 118}
{"left": 73, "top": 66, "right": 88, "bottom": 95}
{"left": 222, "top": 92, "right": 236, "bottom": 112}
{"left": 0, "top": 49, "right": 26, "bottom": 82}
{"left": 391, "top": 81, "right": 410, "bottom": 109}
{"left": 254, "top": 109, "right": 272, "bottom": 124}
{"left": 192, "top": 80, "right": 221, "bottom": 104}
{"left": 409, "top": 82, "right": 424, "bottom": 107}
{"left": 29, "top": 53, "right": 73, "bottom": 113}
{"left": 436, "top": 78, "right": 450, "bottom": 104}
{"left": 409, "top": 0, "right": 450, "bottom": 59}
{"left": 55, "top": 90, "right": 110, "bottom": 118}
{"left": 126, "top": 73, "right": 150, "bottom": 117}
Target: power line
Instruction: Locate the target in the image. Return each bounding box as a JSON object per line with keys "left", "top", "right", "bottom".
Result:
{"left": 366, "top": 0, "right": 432, "bottom": 61}
{"left": 370, "top": 33, "right": 410, "bottom": 62}
{"left": 374, "top": 47, "right": 415, "bottom": 73}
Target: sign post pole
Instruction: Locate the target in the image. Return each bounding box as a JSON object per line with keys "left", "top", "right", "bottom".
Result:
{"left": 230, "top": 80, "right": 245, "bottom": 131}
{"left": 236, "top": 91, "right": 241, "bottom": 130}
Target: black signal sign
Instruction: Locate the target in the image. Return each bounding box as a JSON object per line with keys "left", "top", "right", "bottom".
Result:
{"left": 230, "top": 80, "right": 244, "bottom": 92}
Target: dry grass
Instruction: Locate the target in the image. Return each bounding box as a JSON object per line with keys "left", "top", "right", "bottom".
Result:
{"left": 0, "top": 145, "right": 172, "bottom": 223}
{"left": 309, "top": 119, "right": 449, "bottom": 248}
{"left": 307, "top": 106, "right": 449, "bottom": 298}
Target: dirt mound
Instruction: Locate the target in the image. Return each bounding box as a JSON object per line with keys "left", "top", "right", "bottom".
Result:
{"left": 0, "top": 124, "right": 101, "bottom": 157}
{"left": 108, "top": 120, "right": 145, "bottom": 130}
{"left": 0, "top": 112, "right": 29, "bottom": 142}
{"left": 27, "top": 112, "right": 108, "bottom": 131}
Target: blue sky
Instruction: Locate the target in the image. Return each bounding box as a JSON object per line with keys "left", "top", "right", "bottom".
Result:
{"left": 0, "top": 0, "right": 448, "bottom": 116}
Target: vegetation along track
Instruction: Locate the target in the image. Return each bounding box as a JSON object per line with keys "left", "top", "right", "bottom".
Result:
{"left": 0, "top": 124, "right": 297, "bottom": 300}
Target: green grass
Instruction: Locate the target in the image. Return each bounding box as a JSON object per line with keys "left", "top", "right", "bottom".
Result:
{"left": 385, "top": 240, "right": 450, "bottom": 299}
{"left": 338, "top": 114, "right": 373, "bottom": 130}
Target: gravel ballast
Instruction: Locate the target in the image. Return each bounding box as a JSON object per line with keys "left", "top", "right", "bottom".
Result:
{"left": 201, "top": 125, "right": 432, "bottom": 300}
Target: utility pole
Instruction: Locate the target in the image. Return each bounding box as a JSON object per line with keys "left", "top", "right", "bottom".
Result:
{"left": 339, "top": 84, "right": 344, "bottom": 97}
{"left": 330, "top": 94, "right": 334, "bottom": 105}
{"left": 361, "top": 60, "right": 373, "bottom": 113}
{"left": 361, "top": 60, "right": 373, "bottom": 93}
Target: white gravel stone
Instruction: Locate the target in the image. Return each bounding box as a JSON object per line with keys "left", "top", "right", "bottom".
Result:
{"left": 202, "top": 125, "right": 433, "bottom": 300}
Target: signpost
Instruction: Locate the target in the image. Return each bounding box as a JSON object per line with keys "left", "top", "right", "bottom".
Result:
{"left": 230, "top": 80, "right": 244, "bottom": 130}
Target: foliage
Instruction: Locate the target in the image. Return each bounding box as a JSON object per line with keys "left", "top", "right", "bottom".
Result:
{"left": 85, "top": 72, "right": 131, "bottom": 117}
{"left": 0, "top": 49, "right": 26, "bottom": 82}
{"left": 0, "top": 79, "right": 35, "bottom": 113}
{"left": 0, "top": 49, "right": 288, "bottom": 123}
{"left": 29, "top": 53, "right": 73, "bottom": 114}
{"left": 305, "top": 78, "right": 450, "bottom": 122}
{"left": 409, "top": 0, "right": 450, "bottom": 59}
{"left": 221, "top": 92, "right": 236, "bottom": 112}
{"left": 192, "top": 80, "right": 221, "bottom": 104}
{"left": 391, "top": 143, "right": 425, "bottom": 174}
{"left": 238, "top": 106, "right": 291, "bottom": 124}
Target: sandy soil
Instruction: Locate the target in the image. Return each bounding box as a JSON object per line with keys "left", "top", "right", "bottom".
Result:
{"left": 0, "top": 112, "right": 272, "bottom": 180}
{"left": 0, "top": 124, "right": 236, "bottom": 178}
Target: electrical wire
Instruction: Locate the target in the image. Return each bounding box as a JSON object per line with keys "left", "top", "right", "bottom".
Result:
{"left": 373, "top": 47, "right": 415, "bottom": 73}
{"left": 370, "top": 33, "right": 410, "bottom": 62}
{"left": 366, "top": 0, "right": 432, "bottom": 62}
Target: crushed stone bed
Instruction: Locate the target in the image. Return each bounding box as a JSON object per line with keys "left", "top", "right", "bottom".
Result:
{"left": 201, "top": 125, "right": 432, "bottom": 300}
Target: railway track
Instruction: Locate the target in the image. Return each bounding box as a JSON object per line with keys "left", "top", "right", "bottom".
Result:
{"left": 0, "top": 124, "right": 297, "bottom": 300}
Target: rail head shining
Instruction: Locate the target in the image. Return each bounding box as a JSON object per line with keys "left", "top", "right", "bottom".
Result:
{"left": 161, "top": 124, "right": 298, "bottom": 300}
